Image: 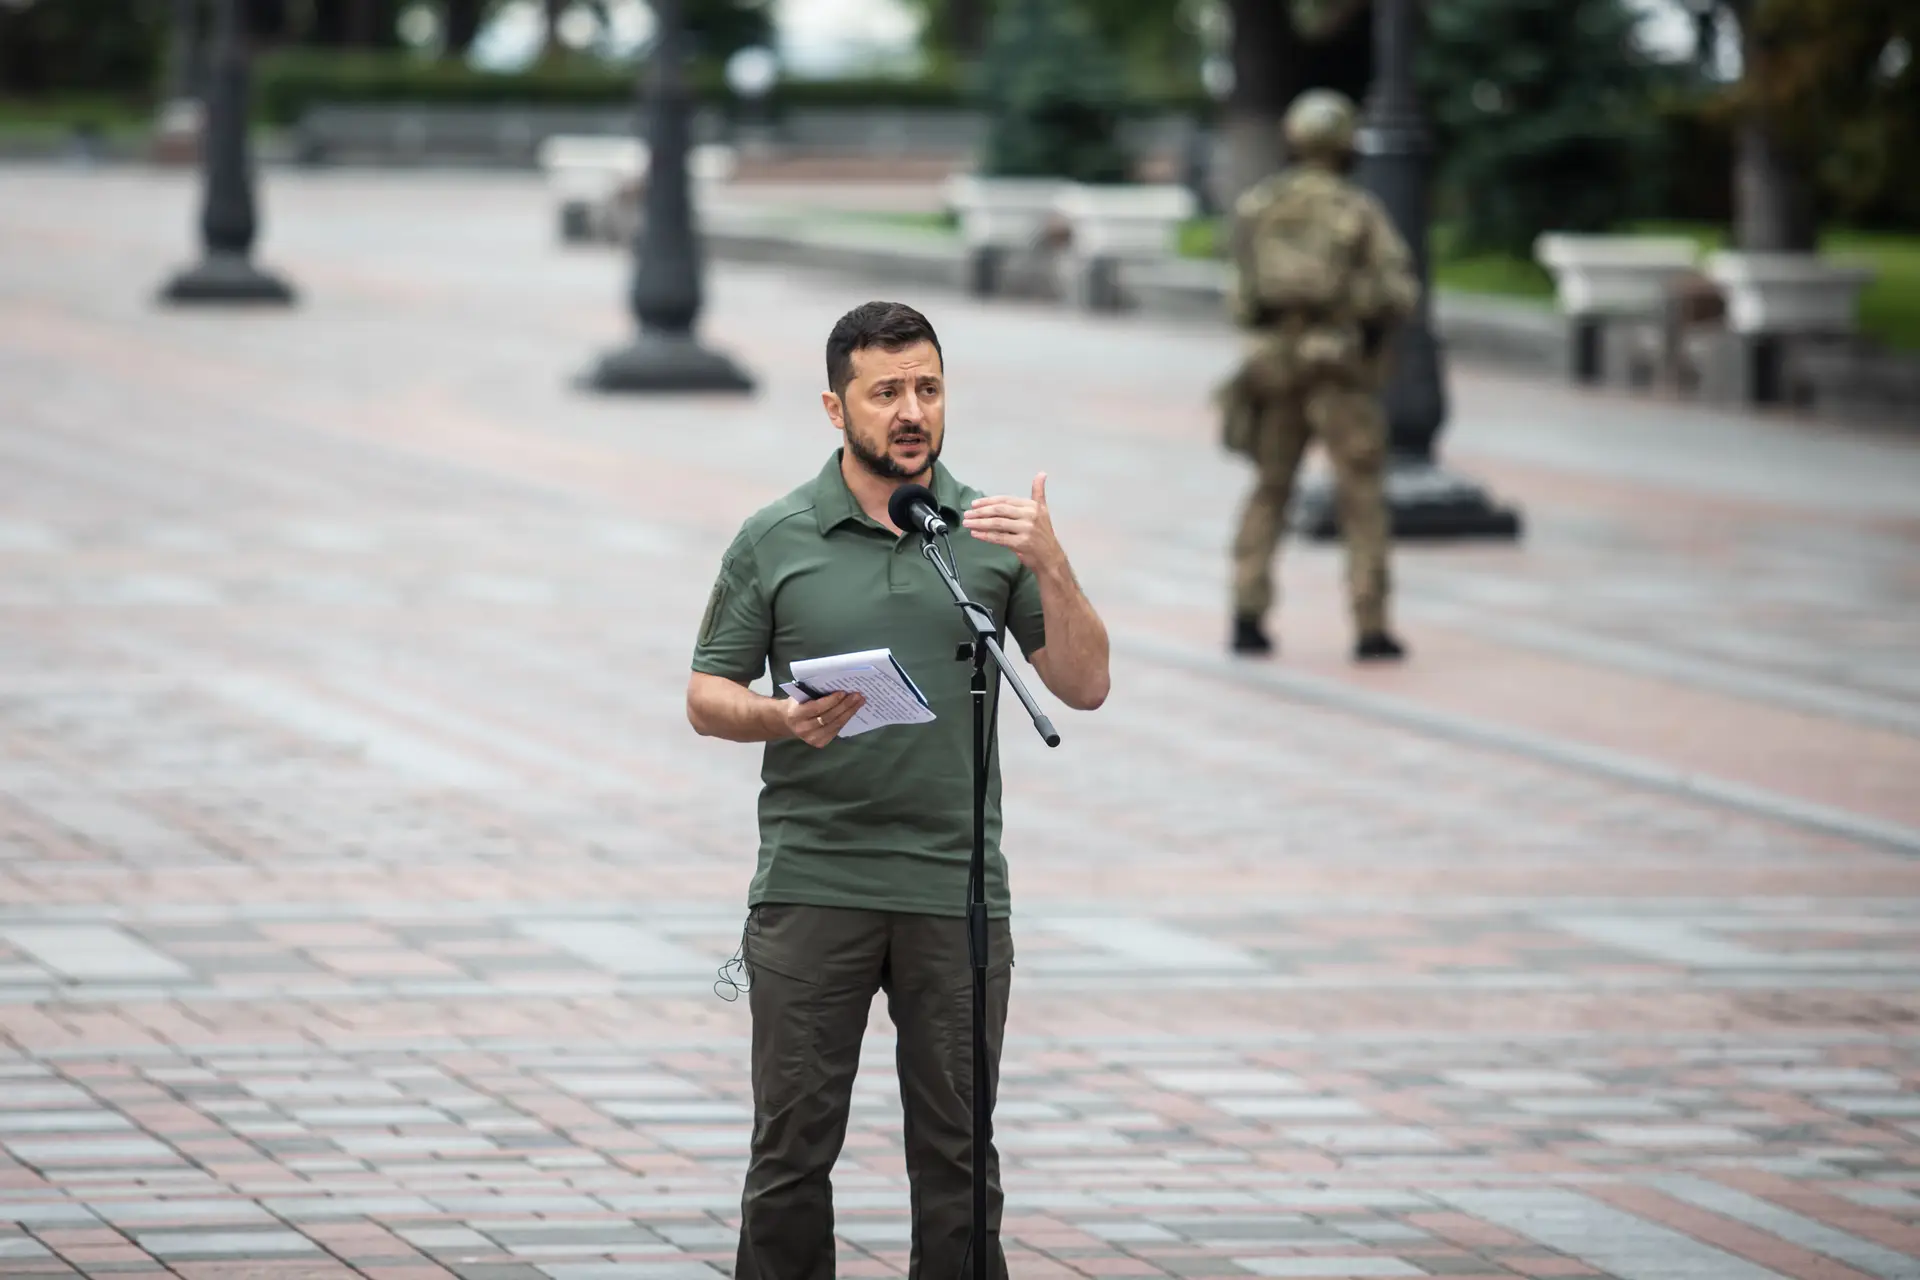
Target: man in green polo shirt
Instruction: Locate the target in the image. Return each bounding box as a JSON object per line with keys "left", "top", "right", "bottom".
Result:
{"left": 687, "top": 300, "right": 1110, "bottom": 1279}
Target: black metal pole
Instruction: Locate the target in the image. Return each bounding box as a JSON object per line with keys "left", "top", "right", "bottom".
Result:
{"left": 916, "top": 536, "right": 1056, "bottom": 1280}
{"left": 1359, "top": 0, "right": 1443, "bottom": 464}
{"left": 969, "top": 643, "right": 990, "bottom": 1280}
{"left": 582, "top": 0, "right": 753, "bottom": 393}
{"left": 1293, "top": 0, "right": 1518, "bottom": 540}
{"left": 159, "top": 0, "right": 295, "bottom": 305}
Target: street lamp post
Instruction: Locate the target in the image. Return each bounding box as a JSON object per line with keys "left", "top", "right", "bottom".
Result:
{"left": 1293, "top": 0, "right": 1519, "bottom": 540}
{"left": 583, "top": 0, "right": 754, "bottom": 393}
{"left": 159, "top": 0, "right": 296, "bottom": 305}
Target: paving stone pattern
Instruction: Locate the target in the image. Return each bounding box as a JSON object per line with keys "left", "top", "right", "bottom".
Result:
{"left": 0, "top": 168, "right": 1918, "bottom": 1279}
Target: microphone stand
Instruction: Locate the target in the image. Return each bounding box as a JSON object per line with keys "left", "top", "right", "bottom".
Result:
{"left": 915, "top": 532, "right": 1057, "bottom": 1280}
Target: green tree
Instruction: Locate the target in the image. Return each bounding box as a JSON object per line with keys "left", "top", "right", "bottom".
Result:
{"left": 1420, "top": 0, "right": 1666, "bottom": 255}
{"left": 534, "top": 0, "right": 769, "bottom": 66}
{"left": 909, "top": 0, "right": 1201, "bottom": 90}
{"left": 304, "top": 0, "right": 405, "bottom": 46}
{"left": 908, "top": 0, "right": 991, "bottom": 62}
{"left": 444, "top": 0, "right": 487, "bottom": 54}
{"left": 683, "top": 0, "right": 773, "bottom": 64}
{"left": 976, "top": 0, "right": 1132, "bottom": 182}
{"left": 1081, "top": 0, "right": 1203, "bottom": 94}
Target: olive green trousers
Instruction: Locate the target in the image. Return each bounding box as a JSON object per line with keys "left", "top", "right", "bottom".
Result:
{"left": 736, "top": 904, "right": 1014, "bottom": 1280}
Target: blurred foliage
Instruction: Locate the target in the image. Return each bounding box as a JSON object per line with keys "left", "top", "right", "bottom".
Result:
{"left": 905, "top": 0, "right": 1204, "bottom": 96}
{"left": 256, "top": 48, "right": 634, "bottom": 120}
{"left": 252, "top": 48, "right": 990, "bottom": 121}
{"left": 1292, "top": 0, "right": 1377, "bottom": 28}
{"left": 679, "top": 0, "right": 775, "bottom": 66}
{"left": 1647, "top": 94, "right": 1736, "bottom": 226}
{"left": 1418, "top": 0, "right": 1670, "bottom": 257}
{"left": 1078, "top": 0, "right": 1205, "bottom": 96}
{"left": 247, "top": 46, "right": 1214, "bottom": 124}
{"left": 0, "top": 94, "right": 155, "bottom": 136}
{"left": 293, "top": 0, "right": 405, "bottom": 47}
{"left": 1710, "top": 0, "right": 1920, "bottom": 230}
{"left": 0, "top": 0, "right": 168, "bottom": 98}
{"left": 975, "top": 0, "right": 1132, "bottom": 182}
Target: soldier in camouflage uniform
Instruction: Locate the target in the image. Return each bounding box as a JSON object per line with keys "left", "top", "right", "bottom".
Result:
{"left": 1218, "top": 89, "right": 1420, "bottom": 661}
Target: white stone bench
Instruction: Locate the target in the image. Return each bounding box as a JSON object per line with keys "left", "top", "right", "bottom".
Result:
{"left": 537, "top": 135, "right": 739, "bottom": 243}
{"left": 1534, "top": 233, "right": 1700, "bottom": 384}
{"left": 1698, "top": 251, "right": 1879, "bottom": 405}
{"left": 1705, "top": 251, "right": 1876, "bottom": 335}
{"left": 1054, "top": 183, "right": 1197, "bottom": 311}
{"left": 946, "top": 175, "right": 1068, "bottom": 297}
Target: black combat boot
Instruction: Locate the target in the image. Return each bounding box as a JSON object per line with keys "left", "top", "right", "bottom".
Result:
{"left": 1354, "top": 631, "right": 1406, "bottom": 662}
{"left": 1231, "top": 615, "right": 1274, "bottom": 656}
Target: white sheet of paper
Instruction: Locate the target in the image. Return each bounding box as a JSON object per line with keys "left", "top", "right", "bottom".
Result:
{"left": 780, "top": 648, "right": 935, "bottom": 739}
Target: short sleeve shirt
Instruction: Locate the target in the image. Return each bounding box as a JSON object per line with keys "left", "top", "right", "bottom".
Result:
{"left": 692, "top": 451, "right": 1046, "bottom": 918}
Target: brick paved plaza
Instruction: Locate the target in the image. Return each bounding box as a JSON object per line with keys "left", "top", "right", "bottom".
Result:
{"left": 2, "top": 166, "right": 1919, "bottom": 1280}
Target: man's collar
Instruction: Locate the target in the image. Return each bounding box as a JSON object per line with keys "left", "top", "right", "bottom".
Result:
{"left": 812, "top": 448, "right": 964, "bottom": 536}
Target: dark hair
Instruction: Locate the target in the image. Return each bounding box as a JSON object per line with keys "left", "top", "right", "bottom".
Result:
{"left": 826, "top": 301, "right": 942, "bottom": 399}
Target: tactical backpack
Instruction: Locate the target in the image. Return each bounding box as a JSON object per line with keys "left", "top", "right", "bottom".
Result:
{"left": 1241, "top": 174, "right": 1360, "bottom": 314}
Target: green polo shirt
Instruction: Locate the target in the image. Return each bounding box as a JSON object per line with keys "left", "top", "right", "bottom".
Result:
{"left": 691, "top": 451, "right": 1046, "bottom": 918}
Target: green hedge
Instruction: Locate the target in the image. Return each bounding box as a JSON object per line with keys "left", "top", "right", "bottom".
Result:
{"left": 257, "top": 53, "right": 627, "bottom": 122}
{"left": 255, "top": 51, "right": 981, "bottom": 123}
{"left": 253, "top": 50, "right": 1206, "bottom": 126}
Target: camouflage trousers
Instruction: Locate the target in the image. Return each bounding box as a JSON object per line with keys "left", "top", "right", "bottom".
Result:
{"left": 1230, "top": 380, "right": 1392, "bottom": 636}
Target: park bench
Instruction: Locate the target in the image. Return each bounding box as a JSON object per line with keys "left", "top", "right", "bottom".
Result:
{"left": 1696, "top": 251, "right": 1881, "bottom": 407}
{"left": 1537, "top": 233, "right": 1889, "bottom": 410}
{"left": 536, "top": 135, "right": 739, "bottom": 243}
{"left": 1534, "top": 233, "right": 1701, "bottom": 386}
{"left": 946, "top": 175, "right": 1069, "bottom": 299}
{"left": 947, "top": 173, "right": 1201, "bottom": 307}
{"left": 1053, "top": 183, "right": 1197, "bottom": 312}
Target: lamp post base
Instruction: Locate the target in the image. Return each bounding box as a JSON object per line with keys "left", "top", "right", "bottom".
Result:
{"left": 1293, "top": 458, "right": 1523, "bottom": 541}
{"left": 159, "top": 253, "right": 296, "bottom": 305}
{"left": 581, "top": 332, "right": 756, "bottom": 394}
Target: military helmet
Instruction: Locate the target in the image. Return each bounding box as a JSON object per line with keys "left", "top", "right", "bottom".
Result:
{"left": 1282, "top": 89, "right": 1359, "bottom": 159}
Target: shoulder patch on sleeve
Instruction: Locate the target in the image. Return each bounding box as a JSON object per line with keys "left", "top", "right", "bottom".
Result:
{"left": 698, "top": 572, "right": 729, "bottom": 646}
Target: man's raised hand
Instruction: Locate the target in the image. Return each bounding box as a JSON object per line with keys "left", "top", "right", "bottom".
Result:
{"left": 962, "top": 472, "right": 1065, "bottom": 575}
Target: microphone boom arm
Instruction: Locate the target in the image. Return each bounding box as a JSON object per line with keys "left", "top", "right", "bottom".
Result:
{"left": 921, "top": 539, "right": 1059, "bottom": 748}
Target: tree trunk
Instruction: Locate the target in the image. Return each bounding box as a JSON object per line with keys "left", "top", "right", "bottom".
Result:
{"left": 445, "top": 0, "right": 482, "bottom": 55}
{"left": 950, "top": 0, "right": 988, "bottom": 59}
{"left": 343, "top": 0, "right": 377, "bottom": 45}
{"left": 1729, "top": 0, "right": 1818, "bottom": 252}
{"left": 1220, "top": 0, "right": 1307, "bottom": 211}
{"left": 310, "top": 0, "right": 349, "bottom": 45}
{"left": 1734, "top": 115, "right": 1818, "bottom": 252}
{"left": 241, "top": 0, "right": 287, "bottom": 43}
{"left": 542, "top": 0, "right": 565, "bottom": 58}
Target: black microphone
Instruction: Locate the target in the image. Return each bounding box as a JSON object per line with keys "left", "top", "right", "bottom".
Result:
{"left": 887, "top": 482, "right": 948, "bottom": 538}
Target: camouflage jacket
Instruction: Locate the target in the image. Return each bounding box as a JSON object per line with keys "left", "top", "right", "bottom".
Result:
{"left": 1217, "top": 162, "right": 1420, "bottom": 456}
